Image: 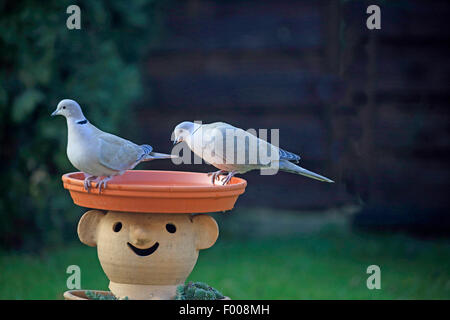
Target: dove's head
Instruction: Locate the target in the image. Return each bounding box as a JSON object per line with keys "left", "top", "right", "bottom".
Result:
{"left": 51, "top": 99, "right": 85, "bottom": 120}
{"left": 173, "top": 121, "right": 200, "bottom": 145}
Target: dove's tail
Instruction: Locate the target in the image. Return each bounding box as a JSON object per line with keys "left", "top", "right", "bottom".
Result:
{"left": 144, "top": 152, "right": 178, "bottom": 160}
{"left": 279, "top": 160, "right": 334, "bottom": 183}
{"left": 140, "top": 144, "right": 177, "bottom": 161}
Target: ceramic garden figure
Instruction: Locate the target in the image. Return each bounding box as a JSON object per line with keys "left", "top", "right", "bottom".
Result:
{"left": 77, "top": 210, "right": 219, "bottom": 300}
{"left": 62, "top": 170, "right": 246, "bottom": 300}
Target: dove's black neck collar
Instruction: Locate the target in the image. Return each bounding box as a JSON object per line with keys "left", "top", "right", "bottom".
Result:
{"left": 191, "top": 124, "right": 202, "bottom": 136}
{"left": 76, "top": 119, "right": 88, "bottom": 125}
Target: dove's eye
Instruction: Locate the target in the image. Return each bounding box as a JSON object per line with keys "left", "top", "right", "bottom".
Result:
{"left": 166, "top": 223, "right": 176, "bottom": 233}
{"left": 113, "top": 222, "right": 122, "bottom": 232}
{"left": 62, "top": 106, "right": 66, "bottom": 109}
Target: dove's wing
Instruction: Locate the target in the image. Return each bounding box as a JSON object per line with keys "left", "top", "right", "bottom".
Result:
{"left": 278, "top": 148, "right": 301, "bottom": 162}
{"left": 98, "top": 132, "right": 144, "bottom": 171}
{"left": 200, "top": 122, "right": 281, "bottom": 169}
{"left": 190, "top": 122, "right": 332, "bottom": 182}
{"left": 200, "top": 122, "right": 235, "bottom": 165}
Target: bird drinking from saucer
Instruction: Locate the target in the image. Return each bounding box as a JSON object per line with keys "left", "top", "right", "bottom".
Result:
{"left": 52, "top": 99, "right": 175, "bottom": 192}
{"left": 172, "top": 121, "right": 334, "bottom": 185}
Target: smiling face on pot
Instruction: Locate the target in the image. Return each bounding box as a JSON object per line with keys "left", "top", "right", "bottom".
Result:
{"left": 77, "top": 211, "right": 219, "bottom": 285}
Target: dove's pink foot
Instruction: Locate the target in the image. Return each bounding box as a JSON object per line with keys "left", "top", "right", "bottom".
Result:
{"left": 97, "top": 176, "right": 113, "bottom": 193}
{"left": 83, "top": 175, "right": 98, "bottom": 192}
{"left": 207, "top": 170, "right": 226, "bottom": 185}
{"left": 222, "top": 171, "right": 238, "bottom": 185}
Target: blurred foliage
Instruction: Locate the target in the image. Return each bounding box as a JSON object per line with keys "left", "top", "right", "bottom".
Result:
{"left": 176, "top": 281, "right": 225, "bottom": 300}
{"left": 0, "top": 0, "right": 166, "bottom": 251}
{"left": 85, "top": 290, "right": 127, "bottom": 300}
{"left": 1, "top": 220, "right": 449, "bottom": 299}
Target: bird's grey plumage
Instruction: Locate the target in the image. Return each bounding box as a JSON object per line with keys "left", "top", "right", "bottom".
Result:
{"left": 278, "top": 148, "right": 300, "bottom": 163}
{"left": 52, "top": 99, "right": 175, "bottom": 191}
{"left": 172, "top": 121, "right": 333, "bottom": 184}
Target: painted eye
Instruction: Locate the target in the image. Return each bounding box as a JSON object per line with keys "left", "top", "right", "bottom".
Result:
{"left": 166, "top": 223, "right": 176, "bottom": 233}
{"left": 62, "top": 106, "right": 66, "bottom": 109}
{"left": 113, "top": 222, "right": 122, "bottom": 232}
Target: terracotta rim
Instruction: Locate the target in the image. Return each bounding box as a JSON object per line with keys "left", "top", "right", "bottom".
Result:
{"left": 64, "top": 290, "right": 111, "bottom": 300}
{"left": 62, "top": 170, "right": 247, "bottom": 213}
{"left": 62, "top": 170, "right": 246, "bottom": 194}
{"left": 63, "top": 290, "right": 230, "bottom": 300}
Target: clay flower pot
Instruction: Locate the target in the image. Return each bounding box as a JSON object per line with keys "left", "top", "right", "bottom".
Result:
{"left": 62, "top": 170, "right": 246, "bottom": 300}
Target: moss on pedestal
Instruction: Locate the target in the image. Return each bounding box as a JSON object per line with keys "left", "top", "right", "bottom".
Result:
{"left": 175, "top": 281, "right": 224, "bottom": 300}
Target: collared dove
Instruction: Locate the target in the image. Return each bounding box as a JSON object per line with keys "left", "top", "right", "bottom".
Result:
{"left": 172, "top": 121, "right": 334, "bottom": 185}
{"left": 52, "top": 99, "right": 175, "bottom": 192}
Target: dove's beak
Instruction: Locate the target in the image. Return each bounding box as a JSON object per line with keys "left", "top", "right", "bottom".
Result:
{"left": 51, "top": 109, "right": 59, "bottom": 117}
{"left": 173, "top": 137, "right": 181, "bottom": 145}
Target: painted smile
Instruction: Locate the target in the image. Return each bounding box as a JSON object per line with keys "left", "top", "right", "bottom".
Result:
{"left": 127, "top": 242, "right": 159, "bottom": 257}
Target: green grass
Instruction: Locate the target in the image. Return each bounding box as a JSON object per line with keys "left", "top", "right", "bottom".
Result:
{"left": 1, "top": 210, "right": 449, "bottom": 299}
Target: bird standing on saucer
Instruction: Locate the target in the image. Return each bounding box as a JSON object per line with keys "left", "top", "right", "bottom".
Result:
{"left": 52, "top": 99, "right": 175, "bottom": 192}
{"left": 172, "top": 121, "right": 334, "bottom": 185}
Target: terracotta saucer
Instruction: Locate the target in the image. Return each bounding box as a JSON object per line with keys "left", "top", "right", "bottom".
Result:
{"left": 62, "top": 170, "right": 247, "bottom": 213}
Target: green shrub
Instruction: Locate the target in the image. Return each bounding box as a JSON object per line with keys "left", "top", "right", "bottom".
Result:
{"left": 85, "top": 290, "right": 117, "bottom": 300}
{"left": 176, "top": 281, "right": 225, "bottom": 300}
{"left": 0, "top": 0, "right": 166, "bottom": 251}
